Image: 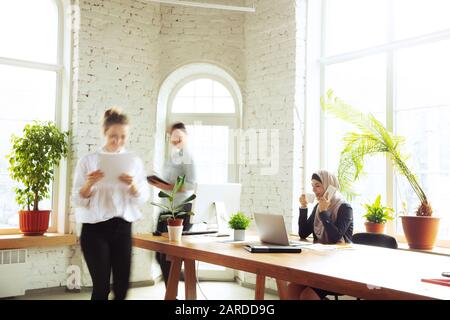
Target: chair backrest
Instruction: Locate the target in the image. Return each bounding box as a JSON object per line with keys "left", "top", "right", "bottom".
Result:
{"left": 352, "top": 232, "right": 398, "bottom": 249}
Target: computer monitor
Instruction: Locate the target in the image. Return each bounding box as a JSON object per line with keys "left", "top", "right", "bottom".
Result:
{"left": 190, "top": 183, "right": 242, "bottom": 232}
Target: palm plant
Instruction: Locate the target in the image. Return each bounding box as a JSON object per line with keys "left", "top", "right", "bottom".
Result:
{"left": 320, "top": 90, "right": 432, "bottom": 217}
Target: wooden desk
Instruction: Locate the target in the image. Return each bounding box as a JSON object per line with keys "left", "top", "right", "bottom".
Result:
{"left": 132, "top": 234, "right": 450, "bottom": 300}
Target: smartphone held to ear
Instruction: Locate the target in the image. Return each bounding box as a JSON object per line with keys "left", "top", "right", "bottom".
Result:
{"left": 324, "top": 185, "right": 337, "bottom": 200}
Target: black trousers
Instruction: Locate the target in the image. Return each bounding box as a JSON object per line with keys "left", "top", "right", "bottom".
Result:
{"left": 155, "top": 204, "right": 193, "bottom": 287}
{"left": 80, "top": 217, "right": 132, "bottom": 300}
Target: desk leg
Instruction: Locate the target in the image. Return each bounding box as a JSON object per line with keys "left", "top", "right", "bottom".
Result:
{"left": 255, "top": 274, "right": 266, "bottom": 300}
{"left": 165, "top": 256, "right": 182, "bottom": 300}
{"left": 276, "top": 279, "right": 289, "bottom": 300}
{"left": 184, "top": 259, "right": 197, "bottom": 300}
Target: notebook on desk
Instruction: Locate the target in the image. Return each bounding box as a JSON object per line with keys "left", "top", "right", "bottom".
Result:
{"left": 421, "top": 278, "right": 450, "bottom": 287}
{"left": 244, "top": 245, "right": 302, "bottom": 253}
{"left": 182, "top": 230, "right": 218, "bottom": 236}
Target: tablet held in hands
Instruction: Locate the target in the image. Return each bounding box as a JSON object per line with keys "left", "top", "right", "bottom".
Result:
{"left": 97, "top": 152, "right": 135, "bottom": 185}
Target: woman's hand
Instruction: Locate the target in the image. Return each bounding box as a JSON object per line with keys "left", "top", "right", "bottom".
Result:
{"left": 119, "top": 174, "right": 138, "bottom": 196}
{"left": 318, "top": 196, "right": 330, "bottom": 213}
{"left": 299, "top": 194, "right": 308, "bottom": 209}
{"left": 80, "top": 170, "right": 104, "bottom": 198}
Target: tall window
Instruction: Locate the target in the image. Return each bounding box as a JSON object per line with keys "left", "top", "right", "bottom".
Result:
{"left": 168, "top": 77, "right": 240, "bottom": 184}
{"left": 0, "top": 0, "right": 63, "bottom": 233}
{"left": 320, "top": 0, "right": 450, "bottom": 245}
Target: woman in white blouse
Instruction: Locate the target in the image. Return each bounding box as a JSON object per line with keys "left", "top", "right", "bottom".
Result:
{"left": 72, "top": 108, "right": 149, "bottom": 300}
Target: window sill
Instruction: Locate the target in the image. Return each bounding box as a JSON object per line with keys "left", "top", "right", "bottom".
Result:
{"left": 397, "top": 242, "right": 450, "bottom": 257}
{"left": 0, "top": 233, "right": 77, "bottom": 250}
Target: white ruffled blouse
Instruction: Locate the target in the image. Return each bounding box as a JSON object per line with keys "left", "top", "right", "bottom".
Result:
{"left": 72, "top": 149, "right": 149, "bottom": 224}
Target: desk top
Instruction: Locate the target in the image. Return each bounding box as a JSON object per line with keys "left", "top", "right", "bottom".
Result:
{"left": 133, "top": 233, "right": 450, "bottom": 300}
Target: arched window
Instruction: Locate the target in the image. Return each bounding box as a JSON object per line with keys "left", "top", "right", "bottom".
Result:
{"left": 158, "top": 64, "right": 242, "bottom": 184}
{"left": 171, "top": 78, "right": 235, "bottom": 114}
{"left": 0, "top": 0, "right": 67, "bottom": 234}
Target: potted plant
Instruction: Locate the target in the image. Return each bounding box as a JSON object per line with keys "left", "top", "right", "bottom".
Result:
{"left": 362, "top": 195, "right": 394, "bottom": 234}
{"left": 7, "top": 121, "right": 69, "bottom": 236}
{"left": 321, "top": 90, "right": 440, "bottom": 249}
{"left": 151, "top": 175, "right": 196, "bottom": 242}
{"left": 228, "top": 211, "right": 251, "bottom": 241}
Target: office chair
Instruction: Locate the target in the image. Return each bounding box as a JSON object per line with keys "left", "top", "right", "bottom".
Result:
{"left": 352, "top": 232, "right": 398, "bottom": 249}
{"left": 348, "top": 233, "right": 398, "bottom": 300}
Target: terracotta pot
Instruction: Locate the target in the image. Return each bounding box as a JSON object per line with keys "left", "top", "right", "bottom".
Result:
{"left": 167, "top": 218, "right": 184, "bottom": 227}
{"left": 401, "top": 216, "right": 440, "bottom": 250}
{"left": 19, "top": 210, "right": 51, "bottom": 236}
{"left": 364, "top": 222, "right": 385, "bottom": 234}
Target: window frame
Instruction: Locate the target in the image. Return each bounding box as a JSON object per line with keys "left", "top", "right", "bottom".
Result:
{"left": 167, "top": 74, "right": 241, "bottom": 183}
{"left": 0, "top": 0, "right": 71, "bottom": 235}
{"left": 311, "top": 0, "right": 450, "bottom": 247}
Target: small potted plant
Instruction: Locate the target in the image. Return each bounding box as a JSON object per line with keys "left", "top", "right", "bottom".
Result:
{"left": 7, "top": 121, "right": 69, "bottom": 235}
{"left": 228, "top": 211, "right": 251, "bottom": 241}
{"left": 151, "top": 175, "right": 196, "bottom": 242}
{"left": 362, "top": 195, "right": 394, "bottom": 234}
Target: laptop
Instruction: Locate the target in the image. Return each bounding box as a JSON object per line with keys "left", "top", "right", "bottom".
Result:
{"left": 244, "top": 213, "right": 308, "bottom": 253}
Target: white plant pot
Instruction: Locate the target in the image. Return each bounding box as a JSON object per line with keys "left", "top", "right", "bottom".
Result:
{"left": 167, "top": 225, "right": 183, "bottom": 242}
{"left": 234, "top": 229, "right": 245, "bottom": 241}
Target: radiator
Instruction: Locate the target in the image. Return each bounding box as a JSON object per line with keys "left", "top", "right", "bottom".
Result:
{"left": 0, "top": 249, "right": 27, "bottom": 298}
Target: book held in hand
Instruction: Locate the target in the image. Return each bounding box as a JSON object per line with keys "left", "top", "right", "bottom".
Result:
{"left": 147, "top": 174, "right": 170, "bottom": 186}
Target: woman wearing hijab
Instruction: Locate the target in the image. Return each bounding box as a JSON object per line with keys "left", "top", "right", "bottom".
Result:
{"left": 283, "top": 170, "right": 353, "bottom": 300}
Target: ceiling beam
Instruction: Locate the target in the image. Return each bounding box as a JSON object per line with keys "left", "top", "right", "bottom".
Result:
{"left": 147, "top": 0, "right": 256, "bottom": 13}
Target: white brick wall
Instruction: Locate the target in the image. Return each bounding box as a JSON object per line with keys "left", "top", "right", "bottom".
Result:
{"left": 26, "top": 246, "right": 76, "bottom": 290}
{"left": 238, "top": 0, "right": 306, "bottom": 290}
{"left": 159, "top": 1, "right": 246, "bottom": 83}
{"left": 241, "top": 0, "right": 305, "bottom": 231}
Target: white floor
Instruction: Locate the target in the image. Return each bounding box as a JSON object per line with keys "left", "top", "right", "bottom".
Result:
{"left": 11, "top": 280, "right": 280, "bottom": 300}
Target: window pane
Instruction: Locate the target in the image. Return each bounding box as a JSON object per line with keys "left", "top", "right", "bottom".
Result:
{"left": 396, "top": 40, "right": 450, "bottom": 239}
{"left": 326, "top": 0, "right": 389, "bottom": 55}
{"left": 176, "top": 81, "right": 195, "bottom": 97}
{"left": 396, "top": 40, "right": 450, "bottom": 110}
{"left": 324, "top": 54, "right": 387, "bottom": 232}
{"left": 172, "top": 97, "right": 195, "bottom": 113}
{"left": 195, "top": 97, "right": 213, "bottom": 113}
{"left": 393, "top": 0, "right": 450, "bottom": 41}
{"left": 213, "top": 81, "right": 230, "bottom": 97}
{"left": 0, "top": 0, "right": 58, "bottom": 64}
{"left": 172, "top": 78, "right": 235, "bottom": 114}
{"left": 395, "top": 105, "right": 450, "bottom": 238}
{"left": 0, "top": 65, "right": 56, "bottom": 229}
{"left": 213, "top": 97, "right": 234, "bottom": 113}
{"left": 0, "top": 65, "right": 56, "bottom": 120}
{"left": 186, "top": 125, "right": 229, "bottom": 183}
{"left": 194, "top": 79, "right": 213, "bottom": 97}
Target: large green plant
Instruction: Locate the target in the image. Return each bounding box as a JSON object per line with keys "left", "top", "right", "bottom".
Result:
{"left": 7, "top": 121, "right": 69, "bottom": 211}
{"left": 151, "top": 175, "right": 196, "bottom": 221}
{"left": 363, "top": 195, "right": 394, "bottom": 224}
{"left": 320, "top": 90, "right": 432, "bottom": 216}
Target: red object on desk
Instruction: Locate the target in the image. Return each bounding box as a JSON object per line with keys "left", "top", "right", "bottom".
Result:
{"left": 421, "top": 279, "right": 450, "bottom": 287}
